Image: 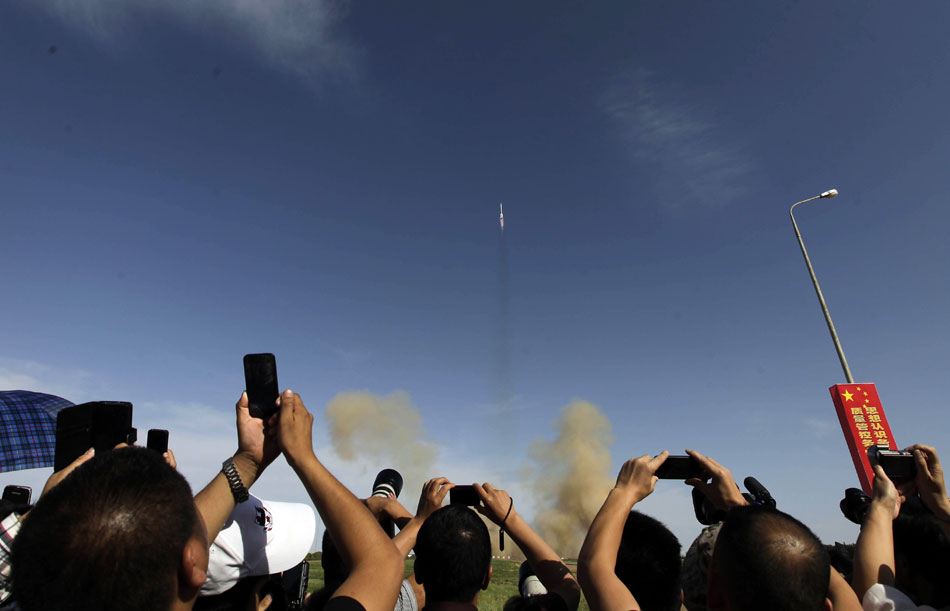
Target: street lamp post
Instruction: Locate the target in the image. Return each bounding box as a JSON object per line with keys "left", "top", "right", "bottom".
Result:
{"left": 789, "top": 189, "right": 855, "bottom": 383}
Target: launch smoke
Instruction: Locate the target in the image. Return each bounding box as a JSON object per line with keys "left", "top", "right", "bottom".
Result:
{"left": 526, "top": 400, "right": 615, "bottom": 558}
{"left": 324, "top": 390, "right": 437, "bottom": 492}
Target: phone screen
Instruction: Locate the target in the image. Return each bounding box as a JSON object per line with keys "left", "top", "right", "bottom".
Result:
{"left": 147, "top": 429, "right": 169, "bottom": 454}
{"left": 2, "top": 485, "right": 32, "bottom": 505}
{"left": 244, "top": 353, "right": 279, "bottom": 420}
{"left": 449, "top": 485, "right": 479, "bottom": 506}
{"left": 54, "top": 401, "right": 134, "bottom": 471}
{"left": 655, "top": 455, "right": 705, "bottom": 480}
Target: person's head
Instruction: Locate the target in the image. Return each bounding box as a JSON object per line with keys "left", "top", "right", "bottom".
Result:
{"left": 709, "top": 506, "right": 830, "bottom": 611}
{"left": 614, "top": 511, "right": 682, "bottom": 611}
{"left": 12, "top": 447, "right": 206, "bottom": 611}
{"left": 414, "top": 505, "right": 492, "bottom": 604}
{"left": 893, "top": 497, "right": 950, "bottom": 607}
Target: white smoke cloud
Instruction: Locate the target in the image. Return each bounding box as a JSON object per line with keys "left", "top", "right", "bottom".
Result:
{"left": 31, "top": 0, "right": 358, "bottom": 86}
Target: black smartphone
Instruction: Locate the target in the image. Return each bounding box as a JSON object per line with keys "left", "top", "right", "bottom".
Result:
{"left": 54, "top": 401, "right": 134, "bottom": 471}
{"left": 147, "top": 429, "right": 169, "bottom": 454}
{"left": 2, "top": 485, "right": 32, "bottom": 505}
{"left": 281, "top": 561, "right": 310, "bottom": 610}
{"left": 449, "top": 485, "right": 479, "bottom": 506}
{"left": 869, "top": 446, "right": 916, "bottom": 482}
{"left": 655, "top": 455, "right": 705, "bottom": 480}
{"left": 244, "top": 353, "right": 279, "bottom": 419}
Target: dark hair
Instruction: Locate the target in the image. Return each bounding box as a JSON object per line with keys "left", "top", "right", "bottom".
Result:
{"left": 414, "top": 505, "right": 491, "bottom": 604}
{"left": 614, "top": 511, "right": 682, "bottom": 611}
{"left": 893, "top": 497, "right": 950, "bottom": 607}
{"left": 713, "top": 506, "right": 829, "bottom": 611}
{"left": 12, "top": 447, "right": 198, "bottom": 611}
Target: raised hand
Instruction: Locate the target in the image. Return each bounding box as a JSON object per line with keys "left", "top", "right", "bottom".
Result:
{"left": 613, "top": 451, "right": 668, "bottom": 504}
{"left": 685, "top": 449, "right": 748, "bottom": 510}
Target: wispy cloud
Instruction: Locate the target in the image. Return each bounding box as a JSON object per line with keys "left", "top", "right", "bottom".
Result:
{"left": 602, "top": 69, "right": 751, "bottom": 209}
{"left": 33, "top": 0, "right": 359, "bottom": 87}
{"left": 0, "top": 357, "right": 100, "bottom": 403}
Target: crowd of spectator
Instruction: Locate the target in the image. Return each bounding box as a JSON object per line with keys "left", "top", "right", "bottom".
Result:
{"left": 1, "top": 388, "right": 948, "bottom": 611}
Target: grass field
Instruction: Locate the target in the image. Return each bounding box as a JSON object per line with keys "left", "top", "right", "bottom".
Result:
{"left": 305, "top": 555, "right": 591, "bottom": 610}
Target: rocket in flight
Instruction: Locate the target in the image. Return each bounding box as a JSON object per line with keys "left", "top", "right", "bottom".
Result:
{"left": 499, "top": 203, "right": 504, "bottom": 232}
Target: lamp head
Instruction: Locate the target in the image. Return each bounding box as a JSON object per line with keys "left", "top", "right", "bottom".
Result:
{"left": 820, "top": 189, "right": 839, "bottom": 199}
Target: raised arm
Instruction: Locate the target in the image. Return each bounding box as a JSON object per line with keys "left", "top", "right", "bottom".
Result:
{"left": 852, "top": 464, "right": 902, "bottom": 600}
{"left": 828, "top": 566, "right": 863, "bottom": 611}
{"left": 577, "top": 452, "right": 668, "bottom": 611}
{"left": 277, "top": 390, "right": 402, "bottom": 611}
{"left": 476, "top": 482, "right": 581, "bottom": 610}
{"left": 194, "top": 391, "right": 279, "bottom": 543}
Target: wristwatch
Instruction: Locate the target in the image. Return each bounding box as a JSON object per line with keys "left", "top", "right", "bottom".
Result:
{"left": 222, "top": 457, "right": 249, "bottom": 503}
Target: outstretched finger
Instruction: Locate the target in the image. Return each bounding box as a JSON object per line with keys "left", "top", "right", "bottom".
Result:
{"left": 649, "top": 450, "right": 670, "bottom": 470}
{"left": 912, "top": 449, "right": 933, "bottom": 479}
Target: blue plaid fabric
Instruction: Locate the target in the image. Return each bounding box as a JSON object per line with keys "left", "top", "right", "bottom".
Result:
{"left": 0, "top": 390, "right": 73, "bottom": 473}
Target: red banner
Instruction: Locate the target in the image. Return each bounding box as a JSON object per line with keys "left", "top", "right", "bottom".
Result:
{"left": 830, "top": 383, "right": 897, "bottom": 493}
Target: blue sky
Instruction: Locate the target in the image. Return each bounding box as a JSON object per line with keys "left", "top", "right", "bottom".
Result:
{"left": 3, "top": 1, "right": 950, "bottom": 554}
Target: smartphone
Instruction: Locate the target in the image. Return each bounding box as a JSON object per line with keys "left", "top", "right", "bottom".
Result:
{"left": 281, "top": 561, "right": 310, "bottom": 610}
{"left": 449, "top": 485, "right": 480, "bottom": 506}
{"left": 244, "top": 353, "right": 279, "bottom": 419}
{"left": 2, "top": 485, "right": 32, "bottom": 505}
{"left": 655, "top": 455, "right": 705, "bottom": 480}
{"left": 54, "top": 401, "right": 134, "bottom": 471}
{"left": 869, "top": 446, "right": 916, "bottom": 481}
{"left": 147, "top": 429, "right": 169, "bottom": 454}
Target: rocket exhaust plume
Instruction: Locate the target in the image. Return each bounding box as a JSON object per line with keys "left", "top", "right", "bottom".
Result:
{"left": 525, "top": 400, "right": 615, "bottom": 558}
{"left": 324, "top": 390, "right": 437, "bottom": 493}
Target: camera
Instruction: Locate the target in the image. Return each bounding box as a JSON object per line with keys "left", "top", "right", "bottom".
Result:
{"left": 840, "top": 487, "right": 872, "bottom": 524}
{"left": 372, "top": 469, "right": 403, "bottom": 498}
{"left": 371, "top": 469, "right": 403, "bottom": 538}
{"left": 868, "top": 445, "right": 916, "bottom": 482}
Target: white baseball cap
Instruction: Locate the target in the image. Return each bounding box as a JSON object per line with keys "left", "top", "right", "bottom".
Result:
{"left": 201, "top": 494, "right": 317, "bottom": 595}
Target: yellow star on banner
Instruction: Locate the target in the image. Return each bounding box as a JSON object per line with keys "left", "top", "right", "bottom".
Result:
{"left": 864, "top": 391, "right": 868, "bottom": 396}
{"left": 842, "top": 390, "right": 854, "bottom": 401}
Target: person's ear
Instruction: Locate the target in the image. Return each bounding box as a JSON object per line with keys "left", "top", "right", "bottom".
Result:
{"left": 481, "top": 564, "right": 493, "bottom": 590}
{"left": 179, "top": 536, "right": 209, "bottom": 591}
{"left": 823, "top": 597, "right": 833, "bottom": 611}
